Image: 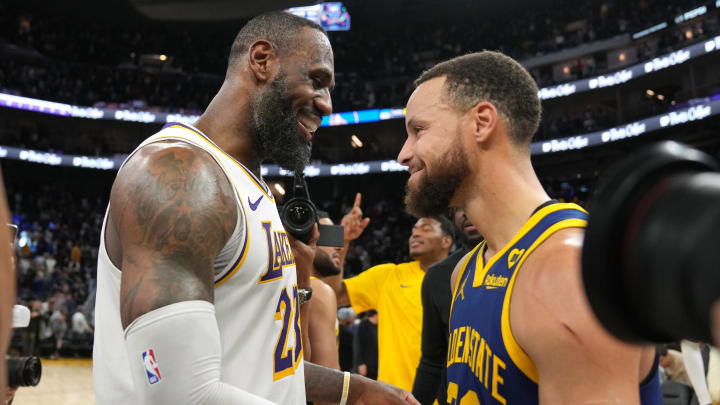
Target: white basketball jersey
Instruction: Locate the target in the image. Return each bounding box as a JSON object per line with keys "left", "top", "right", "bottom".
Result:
{"left": 93, "top": 123, "right": 306, "bottom": 404}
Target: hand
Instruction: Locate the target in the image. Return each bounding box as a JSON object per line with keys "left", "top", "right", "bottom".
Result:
{"left": 349, "top": 375, "right": 420, "bottom": 405}
{"left": 341, "top": 193, "right": 370, "bottom": 243}
{"left": 6, "top": 387, "right": 17, "bottom": 405}
{"left": 287, "top": 224, "right": 319, "bottom": 286}
{"left": 357, "top": 364, "right": 367, "bottom": 376}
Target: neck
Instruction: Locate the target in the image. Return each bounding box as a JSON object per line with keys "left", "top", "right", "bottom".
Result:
{"left": 417, "top": 251, "right": 447, "bottom": 271}
{"left": 462, "top": 149, "right": 550, "bottom": 258}
{"left": 194, "top": 78, "right": 263, "bottom": 176}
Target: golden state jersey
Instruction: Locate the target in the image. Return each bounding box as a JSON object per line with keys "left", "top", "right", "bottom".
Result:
{"left": 93, "top": 123, "right": 306, "bottom": 404}
{"left": 446, "top": 203, "right": 662, "bottom": 405}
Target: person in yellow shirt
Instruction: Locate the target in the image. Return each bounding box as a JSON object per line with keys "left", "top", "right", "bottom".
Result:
{"left": 335, "top": 214, "right": 453, "bottom": 392}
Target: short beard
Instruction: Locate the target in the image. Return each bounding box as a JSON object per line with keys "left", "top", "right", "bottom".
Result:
{"left": 313, "top": 249, "right": 341, "bottom": 277}
{"left": 250, "top": 72, "right": 311, "bottom": 172}
{"left": 405, "top": 139, "right": 469, "bottom": 218}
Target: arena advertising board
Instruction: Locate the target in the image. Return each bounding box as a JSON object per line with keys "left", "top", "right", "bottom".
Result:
{"left": 2, "top": 99, "right": 719, "bottom": 175}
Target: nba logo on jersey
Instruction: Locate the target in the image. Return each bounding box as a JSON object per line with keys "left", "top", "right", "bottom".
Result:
{"left": 141, "top": 349, "right": 162, "bottom": 385}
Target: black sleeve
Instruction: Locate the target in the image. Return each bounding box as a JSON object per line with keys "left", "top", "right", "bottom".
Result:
{"left": 353, "top": 322, "right": 364, "bottom": 369}
{"left": 412, "top": 267, "right": 447, "bottom": 405}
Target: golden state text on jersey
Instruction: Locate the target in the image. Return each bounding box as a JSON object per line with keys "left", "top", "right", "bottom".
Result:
{"left": 446, "top": 203, "right": 588, "bottom": 405}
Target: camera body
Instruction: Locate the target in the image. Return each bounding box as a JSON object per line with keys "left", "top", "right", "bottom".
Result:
{"left": 582, "top": 141, "right": 720, "bottom": 343}
{"left": 279, "top": 173, "right": 344, "bottom": 247}
{"left": 7, "top": 305, "right": 42, "bottom": 387}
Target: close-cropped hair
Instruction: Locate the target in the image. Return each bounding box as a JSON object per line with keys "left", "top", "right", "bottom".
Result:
{"left": 228, "top": 11, "right": 328, "bottom": 67}
{"left": 415, "top": 51, "right": 542, "bottom": 145}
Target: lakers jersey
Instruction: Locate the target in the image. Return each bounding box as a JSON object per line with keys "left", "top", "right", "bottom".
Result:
{"left": 93, "top": 123, "right": 306, "bottom": 404}
{"left": 446, "top": 203, "right": 661, "bottom": 404}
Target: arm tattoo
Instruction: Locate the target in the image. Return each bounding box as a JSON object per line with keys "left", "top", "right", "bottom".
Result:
{"left": 116, "top": 145, "right": 237, "bottom": 328}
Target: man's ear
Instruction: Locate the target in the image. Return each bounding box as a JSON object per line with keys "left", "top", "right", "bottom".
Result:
{"left": 442, "top": 235, "right": 453, "bottom": 250}
{"left": 469, "top": 101, "right": 500, "bottom": 145}
{"left": 248, "top": 40, "right": 278, "bottom": 83}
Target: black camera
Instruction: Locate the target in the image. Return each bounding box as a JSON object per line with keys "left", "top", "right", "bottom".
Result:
{"left": 7, "top": 356, "right": 42, "bottom": 387}
{"left": 279, "top": 172, "right": 344, "bottom": 247}
{"left": 582, "top": 141, "right": 720, "bottom": 343}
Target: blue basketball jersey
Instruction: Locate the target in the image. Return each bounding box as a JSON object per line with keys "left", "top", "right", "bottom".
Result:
{"left": 446, "top": 203, "right": 662, "bottom": 405}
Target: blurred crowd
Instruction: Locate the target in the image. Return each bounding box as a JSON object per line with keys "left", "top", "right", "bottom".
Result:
{"left": 7, "top": 183, "right": 104, "bottom": 358}
{"left": 0, "top": 0, "right": 712, "bottom": 114}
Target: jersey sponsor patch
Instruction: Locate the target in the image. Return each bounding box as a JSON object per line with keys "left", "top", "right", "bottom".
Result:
{"left": 142, "top": 349, "right": 162, "bottom": 385}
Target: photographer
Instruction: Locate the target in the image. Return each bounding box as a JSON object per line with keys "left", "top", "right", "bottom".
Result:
{"left": 0, "top": 169, "right": 16, "bottom": 404}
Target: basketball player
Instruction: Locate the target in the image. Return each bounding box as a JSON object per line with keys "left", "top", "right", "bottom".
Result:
{"left": 335, "top": 215, "right": 454, "bottom": 392}
{"left": 412, "top": 208, "right": 482, "bottom": 405}
{"left": 93, "top": 12, "right": 418, "bottom": 405}
{"left": 398, "top": 51, "right": 662, "bottom": 404}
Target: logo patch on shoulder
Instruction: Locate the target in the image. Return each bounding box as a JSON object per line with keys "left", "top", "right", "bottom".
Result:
{"left": 507, "top": 248, "right": 525, "bottom": 268}
{"left": 142, "top": 349, "right": 162, "bottom": 385}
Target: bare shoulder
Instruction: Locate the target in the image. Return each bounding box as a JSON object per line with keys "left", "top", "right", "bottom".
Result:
{"left": 111, "top": 141, "right": 239, "bottom": 328}
{"left": 310, "top": 278, "right": 338, "bottom": 315}
{"left": 512, "top": 227, "right": 646, "bottom": 395}
{"left": 510, "top": 227, "right": 587, "bottom": 340}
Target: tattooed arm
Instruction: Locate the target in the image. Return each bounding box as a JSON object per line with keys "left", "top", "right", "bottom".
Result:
{"left": 108, "top": 142, "right": 237, "bottom": 328}
{"left": 107, "top": 143, "right": 282, "bottom": 404}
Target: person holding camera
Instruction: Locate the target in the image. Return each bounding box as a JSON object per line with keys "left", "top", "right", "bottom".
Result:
{"left": 397, "top": 51, "right": 662, "bottom": 404}
{"left": 92, "top": 11, "right": 418, "bottom": 405}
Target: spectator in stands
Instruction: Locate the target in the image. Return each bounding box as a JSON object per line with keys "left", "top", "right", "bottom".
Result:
{"left": 71, "top": 306, "right": 92, "bottom": 340}
{"left": 354, "top": 310, "right": 379, "bottom": 380}
{"left": 335, "top": 216, "right": 454, "bottom": 392}
{"left": 48, "top": 306, "right": 67, "bottom": 359}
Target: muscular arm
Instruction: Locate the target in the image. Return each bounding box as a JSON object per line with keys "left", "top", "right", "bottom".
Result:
{"left": 513, "top": 229, "right": 650, "bottom": 404}
{"left": 110, "top": 142, "right": 237, "bottom": 328}
{"left": 308, "top": 279, "right": 340, "bottom": 370}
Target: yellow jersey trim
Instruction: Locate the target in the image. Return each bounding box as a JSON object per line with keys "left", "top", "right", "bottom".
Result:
{"left": 500, "top": 217, "right": 588, "bottom": 384}
{"left": 214, "top": 193, "right": 250, "bottom": 287}
{"left": 472, "top": 203, "right": 587, "bottom": 288}
{"left": 449, "top": 242, "right": 485, "bottom": 330}
{"left": 167, "top": 124, "right": 276, "bottom": 203}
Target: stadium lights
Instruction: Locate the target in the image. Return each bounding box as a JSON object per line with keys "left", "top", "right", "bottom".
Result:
{"left": 619, "top": 53, "right": 626, "bottom": 62}
{"left": 351, "top": 134, "right": 364, "bottom": 148}
{"left": 159, "top": 54, "right": 168, "bottom": 61}
{"left": 273, "top": 183, "right": 286, "bottom": 195}
{"left": 657, "top": 94, "right": 665, "bottom": 101}
{"left": 646, "top": 89, "right": 655, "bottom": 97}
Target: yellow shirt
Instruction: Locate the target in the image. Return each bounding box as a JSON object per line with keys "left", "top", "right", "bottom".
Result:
{"left": 344, "top": 261, "right": 424, "bottom": 391}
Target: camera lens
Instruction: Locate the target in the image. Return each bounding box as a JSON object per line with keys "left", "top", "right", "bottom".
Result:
{"left": 289, "top": 204, "right": 311, "bottom": 225}
{"left": 583, "top": 141, "right": 720, "bottom": 343}
{"left": 7, "top": 356, "right": 42, "bottom": 387}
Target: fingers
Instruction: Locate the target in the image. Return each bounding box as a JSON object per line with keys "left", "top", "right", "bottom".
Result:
{"left": 360, "top": 217, "right": 370, "bottom": 229}
{"left": 308, "top": 223, "right": 320, "bottom": 247}
{"left": 353, "top": 193, "right": 362, "bottom": 209}
{"left": 402, "top": 392, "right": 420, "bottom": 405}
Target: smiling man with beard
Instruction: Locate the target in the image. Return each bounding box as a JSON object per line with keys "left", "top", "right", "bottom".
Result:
{"left": 93, "top": 11, "right": 419, "bottom": 405}
{"left": 398, "top": 51, "right": 661, "bottom": 405}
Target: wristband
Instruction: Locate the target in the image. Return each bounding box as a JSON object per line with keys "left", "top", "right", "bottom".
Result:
{"left": 339, "top": 371, "right": 350, "bottom": 405}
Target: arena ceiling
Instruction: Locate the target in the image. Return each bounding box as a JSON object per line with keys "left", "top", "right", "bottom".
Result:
{"left": 129, "top": 0, "right": 313, "bottom": 21}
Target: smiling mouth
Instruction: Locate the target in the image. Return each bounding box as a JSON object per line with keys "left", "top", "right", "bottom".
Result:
{"left": 297, "top": 120, "right": 314, "bottom": 142}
